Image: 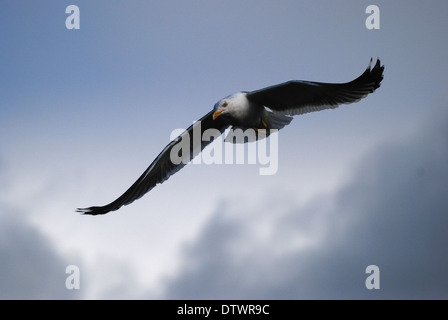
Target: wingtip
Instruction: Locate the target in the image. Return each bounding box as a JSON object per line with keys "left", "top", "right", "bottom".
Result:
{"left": 76, "top": 207, "right": 91, "bottom": 215}
{"left": 76, "top": 203, "right": 120, "bottom": 215}
{"left": 76, "top": 206, "right": 101, "bottom": 215}
{"left": 369, "top": 57, "right": 384, "bottom": 71}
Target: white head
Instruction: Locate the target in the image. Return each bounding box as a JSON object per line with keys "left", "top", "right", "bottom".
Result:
{"left": 212, "top": 92, "right": 249, "bottom": 121}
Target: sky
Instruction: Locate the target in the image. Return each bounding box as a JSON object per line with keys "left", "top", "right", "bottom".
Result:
{"left": 1, "top": 0, "right": 448, "bottom": 299}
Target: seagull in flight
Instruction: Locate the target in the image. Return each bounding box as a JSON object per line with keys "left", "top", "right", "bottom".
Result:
{"left": 77, "top": 58, "right": 384, "bottom": 215}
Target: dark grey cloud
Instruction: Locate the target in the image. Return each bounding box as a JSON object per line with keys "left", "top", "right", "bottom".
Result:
{"left": 162, "top": 111, "right": 448, "bottom": 299}
{"left": 0, "top": 206, "right": 80, "bottom": 299}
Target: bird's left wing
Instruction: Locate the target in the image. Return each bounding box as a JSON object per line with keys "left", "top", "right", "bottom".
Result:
{"left": 246, "top": 58, "right": 384, "bottom": 116}
{"left": 77, "top": 110, "right": 229, "bottom": 215}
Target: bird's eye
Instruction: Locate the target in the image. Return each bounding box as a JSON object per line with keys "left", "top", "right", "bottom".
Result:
{"left": 222, "top": 102, "right": 228, "bottom": 108}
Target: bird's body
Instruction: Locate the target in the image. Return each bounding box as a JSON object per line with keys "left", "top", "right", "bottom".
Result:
{"left": 78, "top": 59, "right": 384, "bottom": 215}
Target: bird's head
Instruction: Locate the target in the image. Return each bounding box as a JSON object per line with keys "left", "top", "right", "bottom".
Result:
{"left": 212, "top": 98, "right": 229, "bottom": 120}
{"left": 213, "top": 92, "right": 250, "bottom": 123}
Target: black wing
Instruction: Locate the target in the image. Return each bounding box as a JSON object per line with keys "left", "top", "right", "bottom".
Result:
{"left": 246, "top": 58, "right": 384, "bottom": 115}
{"left": 77, "top": 110, "right": 229, "bottom": 215}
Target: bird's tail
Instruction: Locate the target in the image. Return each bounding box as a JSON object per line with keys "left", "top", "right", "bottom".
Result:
{"left": 262, "top": 109, "right": 293, "bottom": 130}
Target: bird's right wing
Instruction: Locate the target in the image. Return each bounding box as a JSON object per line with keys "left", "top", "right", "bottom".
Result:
{"left": 77, "top": 110, "right": 229, "bottom": 215}
{"left": 246, "top": 58, "right": 384, "bottom": 116}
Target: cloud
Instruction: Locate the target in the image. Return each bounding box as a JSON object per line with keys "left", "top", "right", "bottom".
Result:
{"left": 0, "top": 205, "right": 80, "bottom": 299}
{"left": 161, "top": 110, "right": 448, "bottom": 299}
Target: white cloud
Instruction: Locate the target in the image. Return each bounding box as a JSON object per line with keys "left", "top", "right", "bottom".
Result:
{"left": 160, "top": 110, "right": 448, "bottom": 299}
{"left": 0, "top": 204, "right": 80, "bottom": 299}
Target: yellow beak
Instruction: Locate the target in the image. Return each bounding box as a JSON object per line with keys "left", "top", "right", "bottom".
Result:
{"left": 213, "top": 109, "right": 223, "bottom": 120}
